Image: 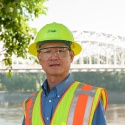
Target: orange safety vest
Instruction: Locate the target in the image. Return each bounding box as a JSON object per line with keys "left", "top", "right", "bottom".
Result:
{"left": 22, "top": 81, "right": 108, "bottom": 125}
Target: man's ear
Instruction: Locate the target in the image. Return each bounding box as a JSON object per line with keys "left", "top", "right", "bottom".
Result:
{"left": 70, "top": 51, "right": 75, "bottom": 62}
{"left": 37, "top": 54, "right": 41, "bottom": 62}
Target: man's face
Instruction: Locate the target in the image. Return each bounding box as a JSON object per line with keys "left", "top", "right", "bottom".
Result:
{"left": 37, "top": 42, "right": 74, "bottom": 76}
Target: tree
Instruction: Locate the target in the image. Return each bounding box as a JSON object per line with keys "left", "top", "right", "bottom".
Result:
{"left": 0, "top": 72, "right": 46, "bottom": 92}
{"left": 0, "top": 0, "right": 47, "bottom": 75}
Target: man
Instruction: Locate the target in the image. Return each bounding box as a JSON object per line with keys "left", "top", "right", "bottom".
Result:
{"left": 22, "top": 22, "right": 108, "bottom": 125}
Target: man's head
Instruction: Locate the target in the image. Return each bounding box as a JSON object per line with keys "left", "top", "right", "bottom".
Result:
{"left": 28, "top": 22, "right": 82, "bottom": 57}
{"left": 28, "top": 22, "right": 82, "bottom": 76}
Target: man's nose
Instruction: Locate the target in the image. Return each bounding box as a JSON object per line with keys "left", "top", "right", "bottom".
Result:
{"left": 49, "top": 51, "right": 59, "bottom": 59}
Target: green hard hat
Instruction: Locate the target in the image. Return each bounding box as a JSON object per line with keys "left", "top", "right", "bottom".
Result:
{"left": 28, "top": 22, "right": 82, "bottom": 56}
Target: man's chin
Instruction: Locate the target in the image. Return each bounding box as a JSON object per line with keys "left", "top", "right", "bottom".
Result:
{"left": 48, "top": 71, "right": 62, "bottom": 76}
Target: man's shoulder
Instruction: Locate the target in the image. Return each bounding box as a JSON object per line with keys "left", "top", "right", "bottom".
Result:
{"left": 23, "top": 91, "right": 40, "bottom": 104}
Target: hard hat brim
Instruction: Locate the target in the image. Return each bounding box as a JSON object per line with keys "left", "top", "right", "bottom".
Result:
{"left": 28, "top": 41, "right": 82, "bottom": 56}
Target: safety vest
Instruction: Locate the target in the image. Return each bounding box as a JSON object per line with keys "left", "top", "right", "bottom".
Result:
{"left": 22, "top": 81, "right": 108, "bottom": 125}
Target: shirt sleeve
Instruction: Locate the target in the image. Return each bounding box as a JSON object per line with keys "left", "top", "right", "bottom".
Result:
{"left": 22, "top": 117, "right": 25, "bottom": 125}
{"left": 92, "top": 99, "right": 107, "bottom": 125}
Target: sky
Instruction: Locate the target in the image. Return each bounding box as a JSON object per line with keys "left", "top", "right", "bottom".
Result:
{"left": 29, "top": 0, "right": 125, "bottom": 37}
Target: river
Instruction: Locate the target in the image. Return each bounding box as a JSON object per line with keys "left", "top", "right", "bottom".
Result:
{"left": 0, "top": 92, "right": 125, "bottom": 125}
{"left": 106, "top": 104, "right": 125, "bottom": 125}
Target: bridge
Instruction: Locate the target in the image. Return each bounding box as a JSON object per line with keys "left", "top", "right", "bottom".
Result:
{"left": 0, "top": 31, "right": 125, "bottom": 72}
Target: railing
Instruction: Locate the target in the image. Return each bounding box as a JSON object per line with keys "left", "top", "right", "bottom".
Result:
{"left": 0, "top": 63, "right": 125, "bottom": 72}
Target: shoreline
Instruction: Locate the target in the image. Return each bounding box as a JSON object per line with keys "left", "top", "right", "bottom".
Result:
{"left": 0, "top": 91, "right": 125, "bottom": 104}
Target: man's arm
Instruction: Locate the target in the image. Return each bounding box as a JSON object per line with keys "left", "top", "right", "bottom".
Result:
{"left": 92, "top": 100, "right": 107, "bottom": 125}
{"left": 22, "top": 117, "right": 25, "bottom": 125}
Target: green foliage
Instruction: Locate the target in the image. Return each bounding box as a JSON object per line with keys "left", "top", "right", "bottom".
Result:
{"left": 0, "top": 72, "right": 45, "bottom": 92}
{"left": 0, "top": 72, "right": 125, "bottom": 92}
{"left": 0, "top": 0, "right": 47, "bottom": 72}
{"left": 71, "top": 71, "right": 125, "bottom": 92}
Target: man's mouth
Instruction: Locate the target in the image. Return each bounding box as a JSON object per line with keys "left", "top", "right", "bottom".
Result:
{"left": 49, "top": 64, "right": 60, "bottom": 67}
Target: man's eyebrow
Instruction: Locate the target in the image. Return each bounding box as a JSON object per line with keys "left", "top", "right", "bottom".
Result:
{"left": 37, "top": 46, "right": 70, "bottom": 52}
{"left": 39, "top": 46, "right": 69, "bottom": 50}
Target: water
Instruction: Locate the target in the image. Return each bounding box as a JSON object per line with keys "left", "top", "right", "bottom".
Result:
{"left": 106, "top": 104, "right": 125, "bottom": 125}
{"left": 0, "top": 103, "right": 125, "bottom": 125}
{"left": 0, "top": 92, "right": 125, "bottom": 125}
{"left": 0, "top": 104, "right": 23, "bottom": 125}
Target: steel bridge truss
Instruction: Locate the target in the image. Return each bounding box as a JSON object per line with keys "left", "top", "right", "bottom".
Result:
{"left": 71, "top": 31, "right": 125, "bottom": 71}
{"left": 0, "top": 31, "right": 125, "bottom": 72}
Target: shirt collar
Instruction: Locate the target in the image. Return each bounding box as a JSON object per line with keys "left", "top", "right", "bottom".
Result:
{"left": 42, "top": 74, "right": 74, "bottom": 97}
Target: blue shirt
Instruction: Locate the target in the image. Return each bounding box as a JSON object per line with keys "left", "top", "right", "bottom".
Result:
{"left": 22, "top": 74, "right": 107, "bottom": 125}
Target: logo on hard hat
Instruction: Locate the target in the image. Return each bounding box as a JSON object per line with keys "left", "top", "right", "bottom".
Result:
{"left": 48, "top": 30, "right": 56, "bottom": 33}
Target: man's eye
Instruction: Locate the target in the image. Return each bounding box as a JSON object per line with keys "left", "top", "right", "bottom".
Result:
{"left": 43, "top": 50, "right": 51, "bottom": 53}
{"left": 58, "top": 49, "right": 65, "bottom": 53}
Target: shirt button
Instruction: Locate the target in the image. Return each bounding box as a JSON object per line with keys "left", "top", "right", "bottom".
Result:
{"left": 57, "top": 95, "right": 60, "bottom": 98}
{"left": 46, "top": 117, "right": 49, "bottom": 120}
{"left": 49, "top": 100, "right": 52, "bottom": 102}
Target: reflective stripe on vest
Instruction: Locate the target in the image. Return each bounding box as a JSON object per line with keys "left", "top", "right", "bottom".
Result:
{"left": 32, "top": 89, "right": 45, "bottom": 125}
{"left": 23, "top": 92, "right": 39, "bottom": 125}
{"left": 67, "top": 83, "right": 108, "bottom": 125}
{"left": 22, "top": 82, "right": 108, "bottom": 125}
{"left": 67, "top": 83, "right": 96, "bottom": 125}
